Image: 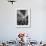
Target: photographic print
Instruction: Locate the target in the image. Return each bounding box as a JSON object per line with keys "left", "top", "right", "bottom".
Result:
{"left": 16, "top": 8, "right": 31, "bottom": 28}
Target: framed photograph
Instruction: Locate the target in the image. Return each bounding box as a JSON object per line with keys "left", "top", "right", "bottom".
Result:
{"left": 16, "top": 8, "right": 31, "bottom": 28}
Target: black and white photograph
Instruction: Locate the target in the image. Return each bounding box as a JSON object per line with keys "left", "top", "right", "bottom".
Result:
{"left": 16, "top": 8, "right": 31, "bottom": 28}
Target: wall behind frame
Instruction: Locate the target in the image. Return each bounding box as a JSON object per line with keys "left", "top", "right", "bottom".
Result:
{"left": 0, "top": 0, "right": 46, "bottom": 41}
